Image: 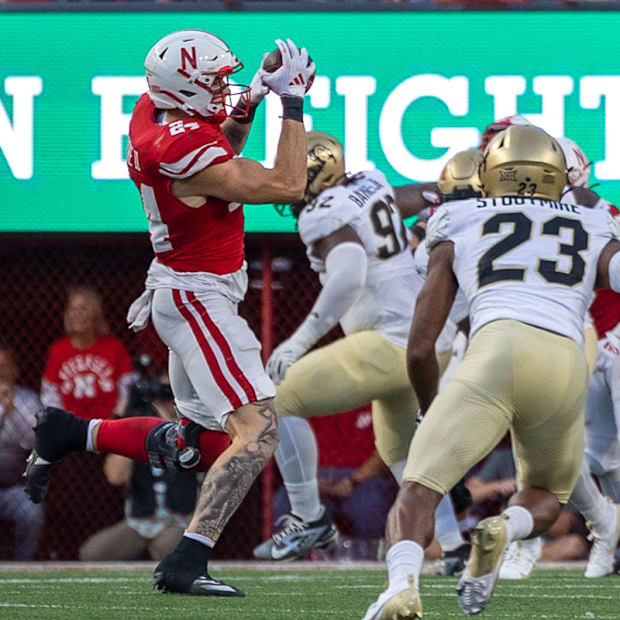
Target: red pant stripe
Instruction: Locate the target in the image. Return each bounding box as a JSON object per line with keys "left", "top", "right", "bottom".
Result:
{"left": 172, "top": 289, "right": 243, "bottom": 411}
{"left": 186, "top": 290, "right": 258, "bottom": 404}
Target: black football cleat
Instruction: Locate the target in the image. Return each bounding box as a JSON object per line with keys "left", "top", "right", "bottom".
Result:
{"left": 440, "top": 542, "right": 472, "bottom": 576}
{"left": 253, "top": 509, "right": 338, "bottom": 561}
{"left": 154, "top": 554, "right": 245, "bottom": 597}
{"left": 24, "top": 407, "right": 88, "bottom": 503}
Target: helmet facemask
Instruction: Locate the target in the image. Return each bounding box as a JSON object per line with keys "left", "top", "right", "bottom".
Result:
{"left": 145, "top": 30, "right": 251, "bottom": 123}
{"left": 556, "top": 136, "right": 592, "bottom": 188}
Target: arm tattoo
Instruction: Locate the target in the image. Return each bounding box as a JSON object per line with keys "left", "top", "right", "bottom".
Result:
{"left": 222, "top": 123, "right": 249, "bottom": 155}
{"left": 192, "top": 400, "right": 278, "bottom": 540}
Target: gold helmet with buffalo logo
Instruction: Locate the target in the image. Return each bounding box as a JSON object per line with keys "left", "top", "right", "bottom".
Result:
{"left": 480, "top": 125, "right": 567, "bottom": 200}
{"left": 304, "top": 131, "right": 346, "bottom": 204}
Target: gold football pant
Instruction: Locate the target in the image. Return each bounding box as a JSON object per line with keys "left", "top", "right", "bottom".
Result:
{"left": 275, "top": 330, "right": 422, "bottom": 467}
{"left": 584, "top": 325, "right": 598, "bottom": 377}
{"left": 403, "top": 319, "right": 588, "bottom": 503}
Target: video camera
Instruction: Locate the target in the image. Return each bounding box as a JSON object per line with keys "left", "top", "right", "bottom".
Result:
{"left": 126, "top": 353, "right": 173, "bottom": 416}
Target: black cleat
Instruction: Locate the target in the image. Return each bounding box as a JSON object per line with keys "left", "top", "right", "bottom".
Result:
{"left": 23, "top": 407, "right": 88, "bottom": 503}
{"left": 154, "top": 554, "right": 245, "bottom": 597}
{"left": 24, "top": 449, "right": 54, "bottom": 504}
{"left": 440, "top": 542, "right": 472, "bottom": 576}
{"left": 252, "top": 509, "right": 339, "bottom": 561}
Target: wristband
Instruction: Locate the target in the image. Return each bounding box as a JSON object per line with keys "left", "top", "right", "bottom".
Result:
{"left": 232, "top": 102, "right": 258, "bottom": 125}
{"left": 281, "top": 96, "right": 304, "bottom": 122}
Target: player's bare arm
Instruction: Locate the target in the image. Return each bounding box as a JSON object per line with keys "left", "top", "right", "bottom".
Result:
{"left": 407, "top": 241, "right": 458, "bottom": 412}
{"left": 596, "top": 239, "right": 620, "bottom": 290}
{"left": 173, "top": 40, "right": 314, "bottom": 206}
{"left": 220, "top": 118, "right": 253, "bottom": 155}
{"left": 393, "top": 181, "right": 439, "bottom": 219}
{"left": 220, "top": 58, "right": 271, "bottom": 154}
{"left": 172, "top": 118, "right": 307, "bottom": 205}
{"left": 563, "top": 185, "right": 601, "bottom": 208}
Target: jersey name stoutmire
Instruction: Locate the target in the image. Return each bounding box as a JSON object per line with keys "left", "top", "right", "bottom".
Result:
{"left": 427, "top": 196, "right": 620, "bottom": 347}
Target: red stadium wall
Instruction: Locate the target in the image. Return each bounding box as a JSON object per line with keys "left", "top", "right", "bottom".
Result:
{"left": 0, "top": 233, "right": 325, "bottom": 560}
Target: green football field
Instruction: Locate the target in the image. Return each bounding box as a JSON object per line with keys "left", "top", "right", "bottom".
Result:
{"left": 0, "top": 565, "right": 618, "bottom": 620}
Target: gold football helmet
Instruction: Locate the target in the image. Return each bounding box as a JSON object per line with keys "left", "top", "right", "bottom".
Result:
{"left": 480, "top": 125, "right": 567, "bottom": 200}
{"left": 437, "top": 149, "right": 483, "bottom": 200}
{"left": 304, "top": 131, "right": 346, "bottom": 203}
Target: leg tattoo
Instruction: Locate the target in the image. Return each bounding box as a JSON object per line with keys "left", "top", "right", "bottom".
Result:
{"left": 189, "top": 400, "right": 278, "bottom": 541}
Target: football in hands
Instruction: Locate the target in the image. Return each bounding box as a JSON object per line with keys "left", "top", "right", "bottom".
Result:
{"left": 262, "top": 47, "right": 314, "bottom": 73}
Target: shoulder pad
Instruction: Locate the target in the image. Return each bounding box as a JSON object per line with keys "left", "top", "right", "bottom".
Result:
{"left": 606, "top": 211, "right": 620, "bottom": 241}
{"left": 413, "top": 242, "right": 429, "bottom": 277}
{"left": 426, "top": 207, "right": 451, "bottom": 251}
{"left": 362, "top": 168, "right": 389, "bottom": 187}
{"left": 159, "top": 121, "right": 232, "bottom": 179}
{"left": 298, "top": 185, "right": 360, "bottom": 246}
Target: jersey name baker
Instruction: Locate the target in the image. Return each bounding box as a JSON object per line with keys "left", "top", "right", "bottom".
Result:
{"left": 347, "top": 177, "right": 383, "bottom": 208}
{"left": 297, "top": 169, "right": 422, "bottom": 349}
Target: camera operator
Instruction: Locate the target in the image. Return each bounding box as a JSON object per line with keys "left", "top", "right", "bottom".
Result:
{"left": 79, "top": 356, "right": 201, "bottom": 561}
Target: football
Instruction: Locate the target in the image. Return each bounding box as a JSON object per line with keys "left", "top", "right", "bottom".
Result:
{"left": 262, "top": 47, "right": 313, "bottom": 73}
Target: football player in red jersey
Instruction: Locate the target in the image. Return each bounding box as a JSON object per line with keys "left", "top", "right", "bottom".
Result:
{"left": 25, "top": 31, "right": 315, "bottom": 597}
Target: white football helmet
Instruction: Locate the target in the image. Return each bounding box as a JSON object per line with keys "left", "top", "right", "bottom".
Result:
{"left": 556, "top": 136, "right": 591, "bottom": 188}
{"left": 144, "top": 30, "right": 250, "bottom": 123}
{"left": 479, "top": 114, "right": 532, "bottom": 151}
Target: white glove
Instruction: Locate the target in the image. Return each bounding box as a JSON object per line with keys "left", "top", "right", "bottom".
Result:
{"left": 266, "top": 338, "right": 309, "bottom": 385}
{"left": 422, "top": 190, "right": 441, "bottom": 206}
{"left": 249, "top": 54, "right": 270, "bottom": 105}
{"left": 261, "top": 38, "right": 316, "bottom": 98}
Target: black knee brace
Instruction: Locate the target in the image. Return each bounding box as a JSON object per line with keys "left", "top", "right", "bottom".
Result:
{"left": 145, "top": 421, "right": 203, "bottom": 472}
{"left": 449, "top": 478, "right": 473, "bottom": 514}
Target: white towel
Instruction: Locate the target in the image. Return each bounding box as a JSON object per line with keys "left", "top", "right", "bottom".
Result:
{"left": 126, "top": 289, "right": 154, "bottom": 332}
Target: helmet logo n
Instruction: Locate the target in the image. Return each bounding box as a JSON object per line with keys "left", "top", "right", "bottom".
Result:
{"left": 574, "top": 148, "right": 587, "bottom": 168}
{"left": 177, "top": 46, "right": 198, "bottom": 78}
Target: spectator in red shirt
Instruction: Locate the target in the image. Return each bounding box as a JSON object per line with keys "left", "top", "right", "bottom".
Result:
{"left": 41, "top": 286, "right": 134, "bottom": 420}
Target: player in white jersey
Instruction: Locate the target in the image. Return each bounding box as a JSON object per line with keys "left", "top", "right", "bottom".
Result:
{"left": 412, "top": 149, "right": 483, "bottom": 326}
{"left": 501, "top": 135, "right": 620, "bottom": 580}
{"left": 254, "top": 131, "right": 469, "bottom": 565}
{"left": 363, "top": 125, "right": 620, "bottom": 619}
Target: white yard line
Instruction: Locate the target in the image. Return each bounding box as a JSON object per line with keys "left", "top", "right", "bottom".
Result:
{"left": 0, "top": 560, "right": 587, "bottom": 572}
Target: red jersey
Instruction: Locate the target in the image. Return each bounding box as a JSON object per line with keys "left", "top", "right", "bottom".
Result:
{"left": 127, "top": 94, "right": 245, "bottom": 274}
{"left": 588, "top": 202, "right": 620, "bottom": 338}
{"left": 590, "top": 289, "right": 620, "bottom": 338}
{"left": 310, "top": 407, "right": 376, "bottom": 469}
{"left": 42, "top": 336, "right": 134, "bottom": 420}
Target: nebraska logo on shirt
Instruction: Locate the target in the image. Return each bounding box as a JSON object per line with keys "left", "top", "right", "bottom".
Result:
{"left": 58, "top": 354, "right": 115, "bottom": 398}
{"left": 43, "top": 335, "right": 133, "bottom": 420}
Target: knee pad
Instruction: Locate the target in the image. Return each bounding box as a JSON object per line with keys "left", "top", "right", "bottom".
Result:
{"left": 145, "top": 421, "right": 203, "bottom": 472}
